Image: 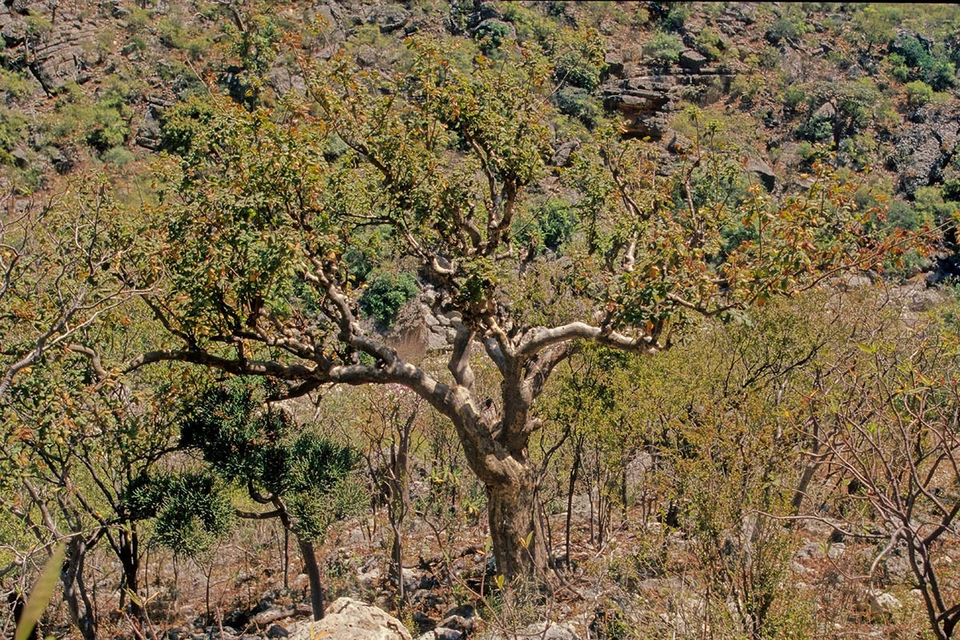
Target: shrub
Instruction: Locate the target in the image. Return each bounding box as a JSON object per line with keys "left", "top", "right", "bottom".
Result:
{"left": 554, "top": 86, "right": 602, "bottom": 128}
{"left": 359, "top": 271, "right": 419, "bottom": 327}
{"left": 693, "top": 27, "right": 725, "bottom": 61}
{"left": 102, "top": 146, "right": 135, "bottom": 168}
{"left": 515, "top": 198, "right": 578, "bottom": 254}
{"left": 662, "top": 5, "right": 689, "bottom": 31}
{"left": 553, "top": 29, "right": 606, "bottom": 90}
{"left": 643, "top": 31, "right": 684, "bottom": 65}
{"left": 796, "top": 114, "right": 834, "bottom": 143}
{"left": 887, "top": 52, "right": 911, "bottom": 82}
{"left": 783, "top": 86, "right": 806, "bottom": 116}
{"left": 905, "top": 80, "right": 934, "bottom": 106}
{"left": 924, "top": 58, "right": 957, "bottom": 91}
{"left": 475, "top": 19, "right": 512, "bottom": 53}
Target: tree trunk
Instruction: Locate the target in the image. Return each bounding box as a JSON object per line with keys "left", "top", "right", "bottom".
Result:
{"left": 62, "top": 536, "right": 96, "bottom": 640}
{"left": 297, "top": 539, "right": 325, "bottom": 620}
{"left": 118, "top": 528, "right": 143, "bottom": 621}
{"left": 565, "top": 436, "right": 583, "bottom": 566}
{"left": 486, "top": 463, "right": 549, "bottom": 582}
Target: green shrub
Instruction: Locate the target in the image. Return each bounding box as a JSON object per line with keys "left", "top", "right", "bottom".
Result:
{"left": 102, "top": 146, "right": 135, "bottom": 168}
{"left": 0, "top": 69, "right": 34, "bottom": 102}
{"left": 693, "top": 27, "right": 725, "bottom": 61}
{"left": 553, "top": 33, "right": 605, "bottom": 90}
{"left": 554, "top": 86, "right": 602, "bottom": 128}
{"left": 662, "top": 5, "right": 689, "bottom": 31}
{"left": 889, "top": 33, "right": 958, "bottom": 90}
{"left": 924, "top": 58, "right": 957, "bottom": 91}
{"left": 796, "top": 114, "right": 834, "bottom": 143}
{"left": 515, "top": 197, "right": 578, "bottom": 254}
{"left": 885, "top": 200, "right": 927, "bottom": 231}
{"left": 359, "top": 271, "right": 420, "bottom": 327}
{"left": 766, "top": 18, "right": 799, "bottom": 44}
{"left": 475, "top": 19, "right": 512, "bottom": 53}
{"left": 643, "top": 31, "right": 684, "bottom": 65}
{"left": 783, "top": 86, "right": 806, "bottom": 116}
{"left": 0, "top": 107, "right": 27, "bottom": 160}
{"left": 905, "top": 80, "right": 934, "bottom": 106}
{"left": 887, "top": 52, "right": 911, "bottom": 82}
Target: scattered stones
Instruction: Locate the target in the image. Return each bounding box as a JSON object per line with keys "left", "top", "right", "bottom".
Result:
{"left": 485, "top": 621, "right": 580, "bottom": 640}
{"left": 415, "top": 628, "right": 463, "bottom": 640}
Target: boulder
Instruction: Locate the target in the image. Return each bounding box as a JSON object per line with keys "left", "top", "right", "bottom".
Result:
{"left": 867, "top": 590, "right": 902, "bottom": 622}
{"left": 287, "top": 598, "right": 412, "bottom": 640}
{"left": 745, "top": 158, "right": 776, "bottom": 191}
{"left": 370, "top": 5, "right": 410, "bottom": 33}
{"left": 679, "top": 49, "right": 708, "bottom": 72}
{"left": 550, "top": 141, "right": 579, "bottom": 167}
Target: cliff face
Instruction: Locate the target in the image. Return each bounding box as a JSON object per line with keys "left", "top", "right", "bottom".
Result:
{"left": 3, "top": 2, "right": 960, "bottom": 271}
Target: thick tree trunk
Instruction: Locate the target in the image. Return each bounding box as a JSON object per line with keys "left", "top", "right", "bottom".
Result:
{"left": 486, "top": 464, "right": 549, "bottom": 582}
{"left": 297, "top": 539, "right": 326, "bottom": 620}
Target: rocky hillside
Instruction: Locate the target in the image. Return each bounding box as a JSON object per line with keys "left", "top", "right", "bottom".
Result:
{"left": 4, "top": 1, "right": 960, "bottom": 269}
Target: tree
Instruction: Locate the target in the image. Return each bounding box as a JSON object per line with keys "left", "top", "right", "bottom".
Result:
{"left": 125, "top": 38, "right": 903, "bottom": 582}
{"left": 175, "top": 378, "right": 363, "bottom": 619}
{"left": 0, "top": 179, "right": 147, "bottom": 402}
{"left": 807, "top": 313, "right": 960, "bottom": 640}
{"left": 0, "top": 351, "right": 186, "bottom": 638}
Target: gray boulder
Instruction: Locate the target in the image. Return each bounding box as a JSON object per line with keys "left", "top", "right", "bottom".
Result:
{"left": 288, "top": 598, "right": 411, "bottom": 640}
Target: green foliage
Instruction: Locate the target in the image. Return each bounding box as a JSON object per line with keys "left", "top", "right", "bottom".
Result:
{"left": 0, "top": 69, "right": 34, "bottom": 102}
{"left": 782, "top": 86, "right": 806, "bottom": 117}
{"left": 643, "top": 31, "right": 684, "bottom": 65}
{"left": 0, "top": 107, "right": 27, "bottom": 164}
{"left": 796, "top": 113, "right": 833, "bottom": 143}
{"left": 885, "top": 200, "right": 927, "bottom": 231}
{"left": 661, "top": 4, "right": 690, "bottom": 32}
{"left": 475, "top": 19, "right": 512, "bottom": 53}
{"left": 692, "top": 27, "right": 726, "bottom": 62}
{"left": 515, "top": 197, "right": 578, "bottom": 254}
{"left": 128, "top": 472, "right": 234, "bottom": 557}
{"left": 359, "top": 271, "right": 420, "bottom": 328}
{"left": 554, "top": 86, "right": 602, "bottom": 129}
{"left": 890, "top": 32, "right": 958, "bottom": 90}
{"left": 178, "top": 379, "right": 363, "bottom": 541}
{"left": 905, "top": 79, "right": 934, "bottom": 106}
{"left": 552, "top": 28, "right": 606, "bottom": 90}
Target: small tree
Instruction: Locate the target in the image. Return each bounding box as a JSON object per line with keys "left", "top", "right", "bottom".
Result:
{"left": 177, "top": 379, "right": 363, "bottom": 619}
{"left": 809, "top": 313, "right": 960, "bottom": 640}
{"left": 125, "top": 38, "right": 903, "bottom": 582}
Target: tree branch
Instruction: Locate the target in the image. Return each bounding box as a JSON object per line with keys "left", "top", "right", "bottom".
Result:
{"left": 517, "top": 322, "right": 657, "bottom": 359}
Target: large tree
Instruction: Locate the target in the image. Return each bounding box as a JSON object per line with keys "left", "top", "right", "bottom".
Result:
{"left": 124, "top": 39, "right": 901, "bottom": 581}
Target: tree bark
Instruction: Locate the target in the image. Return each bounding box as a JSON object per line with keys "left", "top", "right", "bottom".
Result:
{"left": 486, "top": 463, "right": 549, "bottom": 582}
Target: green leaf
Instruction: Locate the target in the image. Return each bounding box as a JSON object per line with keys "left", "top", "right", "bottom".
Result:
{"left": 16, "top": 542, "right": 65, "bottom": 640}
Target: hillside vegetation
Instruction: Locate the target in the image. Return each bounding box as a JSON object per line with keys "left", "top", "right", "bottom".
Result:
{"left": 3, "top": 2, "right": 960, "bottom": 639}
